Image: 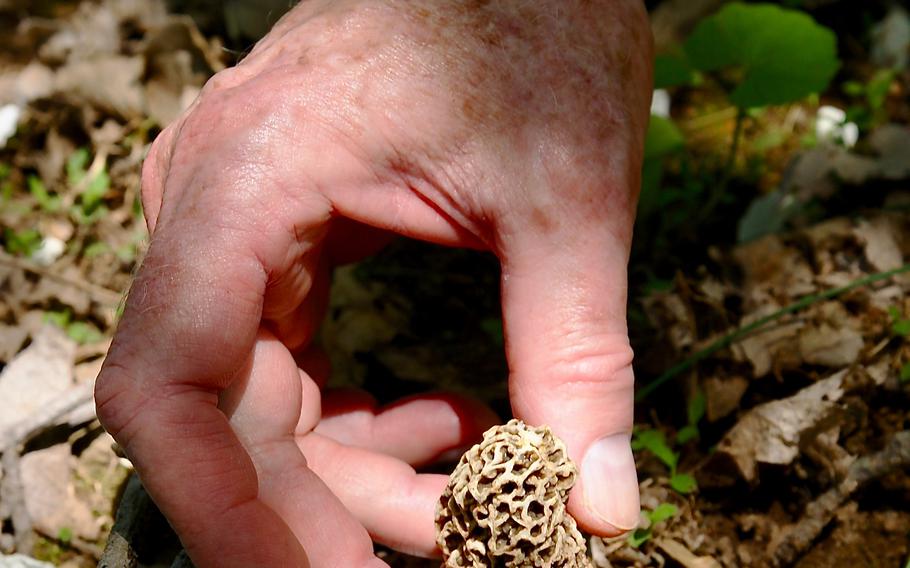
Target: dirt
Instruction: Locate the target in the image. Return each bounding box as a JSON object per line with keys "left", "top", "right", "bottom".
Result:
{"left": 0, "top": 1, "right": 908, "bottom": 567}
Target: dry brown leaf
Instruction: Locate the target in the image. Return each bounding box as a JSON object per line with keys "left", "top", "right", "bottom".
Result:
{"left": 0, "top": 325, "right": 75, "bottom": 436}
{"left": 20, "top": 444, "right": 100, "bottom": 541}
{"left": 703, "top": 375, "right": 749, "bottom": 422}
{"left": 655, "top": 538, "right": 721, "bottom": 568}
{"left": 733, "top": 311, "right": 804, "bottom": 377}
{"left": 54, "top": 56, "right": 146, "bottom": 119}
{"left": 854, "top": 216, "right": 905, "bottom": 272}
{"left": 797, "top": 324, "right": 864, "bottom": 367}
{"left": 713, "top": 369, "right": 848, "bottom": 482}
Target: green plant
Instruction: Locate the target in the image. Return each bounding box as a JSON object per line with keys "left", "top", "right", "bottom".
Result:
{"left": 889, "top": 306, "right": 910, "bottom": 337}
{"left": 683, "top": 3, "right": 839, "bottom": 108}
{"left": 57, "top": 526, "right": 72, "bottom": 544}
{"left": 631, "top": 428, "right": 698, "bottom": 495}
{"left": 27, "top": 175, "right": 61, "bottom": 213}
{"left": 628, "top": 503, "right": 678, "bottom": 547}
{"left": 44, "top": 309, "right": 104, "bottom": 344}
{"left": 67, "top": 148, "right": 110, "bottom": 224}
{"left": 676, "top": 390, "right": 706, "bottom": 444}
{"left": 2, "top": 227, "right": 42, "bottom": 256}
{"left": 889, "top": 306, "right": 910, "bottom": 383}
{"left": 843, "top": 69, "right": 897, "bottom": 129}
{"left": 643, "top": 3, "right": 840, "bottom": 224}
{"left": 0, "top": 163, "right": 12, "bottom": 202}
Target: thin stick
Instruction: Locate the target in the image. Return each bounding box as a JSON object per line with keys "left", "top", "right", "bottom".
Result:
{"left": 0, "top": 250, "right": 122, "bottom": 306}
{"left": 635, "top": 263, "right": 910, "bottom": 401}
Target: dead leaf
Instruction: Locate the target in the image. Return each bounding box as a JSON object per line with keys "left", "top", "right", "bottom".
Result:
{"left": 54, "top": 56, "right": 146, "bottom": 119}
{"left": 0, "top": 324, "right": 28, "bottom": 363}
{"left": 798, "top": 324, "right": 864, "bottom": 367}
{"left": 0, "top": 325, "right": 75, "bottom": 436}
{"left": 655, "top": 538, "right": 722, "bottom": 568}
{"left": 644, "top": 292, "right": 696, "bottom": 351}
{"left": 38, "top": 2, "right": 120, "bottom": 64}
{"left": 704, "top": 375, "right": 749, "bottom": 422}
{"left": 733, "top": 309, "right": 804, "bottom": 377}
{"left": 713, "top": 369, "right": 848, "bottom": 482}
{"left": 733, "top": 235, "right": 816, "bottom": 302}
{"left": 854, "top": 216, "right": 905, "bottom": 272}
{"left": 20, "top": 444, "right": 100, "bottom": 541}
{"left": 0, "top": 62, "right": 55, "bottom": 105}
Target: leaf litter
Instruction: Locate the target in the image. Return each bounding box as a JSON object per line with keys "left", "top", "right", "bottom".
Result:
{"left": 0, "top": 1, "right": 909, "bottom": 567}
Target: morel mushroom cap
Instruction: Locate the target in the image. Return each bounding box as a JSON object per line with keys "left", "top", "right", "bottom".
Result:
{"left": 435, "top": 419, "right": 591, "bottom": 567}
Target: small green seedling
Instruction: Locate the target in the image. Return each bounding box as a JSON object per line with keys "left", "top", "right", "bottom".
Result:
{"left": 27, "top": 175, "right": 61, "bottom": 213}
{"left": 889, "top": 307, "right": 910, "bottom": 337}
{"left": 44, "top": 309, "right": 104, "bottom": 345}
{"left": 628, "top": 503, "right": 678, "bottom": 547}
{"left": 889, "top": 307, "right": 910, "bottom": 383}
{"left": 843, "top": 69, "right": 897, "bottom": 129}
{"left": 676, "top": 390, "right": 706, "bottom": 444}
{"left": 2, "top": 227, "right": 42, "bottom": 256}
{"left": 57, "top": 527, "right": 72, "bottom": 544}
{"left": 631, "top": 428, "right": 699, "bottom": 495}
{"left": 67, "top": 148, "right": 110, "bottom": 224}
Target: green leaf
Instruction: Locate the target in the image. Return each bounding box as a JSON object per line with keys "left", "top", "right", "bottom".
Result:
{"left": 66, "top": 148, "right": 90, "bottom": 186}
{"left": 66, "top": 321, "right": 104, "bottom": 344}
{"left": 628, "top": 527, "right": 652, "bottom": 548}
{"left": 644, "top": 116, "right": 685, "bottom": 161}
{"left": 684, "top": 3, "right": 839, "bottom": 108}
{"left": 866, "top": 69, "right": 895, "bottom": 111}
{"left": 670, "top": 472, "right": 698, "bottom": 494}
{"left": 44, "top": 309, "right": 72, "bottom": 329}
{"left": 676, "top": 425, "right": 699, "bottom": 445}
{"left": 687, "top": 390, "right": 706, "bottom": 425}
{"left": 648, "top": 503, "right": 679, "bottom": 524}
{"left": 2, "top": 228, "right": 42, "bottom": 256}
{"left": 894, "top": 319, "right": 910, "bottom": 338}
{"left": 80, "top": 168, "right": 110, "bottom": 213}
{"left": 900, "top": 362, "right": 910, "bottom": 384}
{"left": 632, "top": 429, "right": 678, "bottom": 470}
{"left": 654, "top": 54, "right": 693, "bottom": 89}
{"left": 27, "top": 175, "right": 61, "bottom": 212}
{"left": 83, "top": 241, "right": 110, "bottom": 257}
{"left": 57, "top": 526, "right": 72, "bottom": 544}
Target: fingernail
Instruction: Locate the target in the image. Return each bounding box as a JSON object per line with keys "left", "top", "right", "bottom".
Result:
{"left": 581, "top": 433, "right": 640, "bottom": 531}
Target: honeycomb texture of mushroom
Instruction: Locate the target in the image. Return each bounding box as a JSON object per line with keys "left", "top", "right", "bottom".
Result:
{"left": 435, "top": 419, "right": 591, "bottom": 567}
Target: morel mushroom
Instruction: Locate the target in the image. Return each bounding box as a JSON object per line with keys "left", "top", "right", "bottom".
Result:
{"left": 435, "top": 419, "right": 591, "bottom": 567}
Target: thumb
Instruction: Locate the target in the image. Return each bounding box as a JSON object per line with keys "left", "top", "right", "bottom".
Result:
{"left": 499, "top": 223, "right": 640, "bottom": 536}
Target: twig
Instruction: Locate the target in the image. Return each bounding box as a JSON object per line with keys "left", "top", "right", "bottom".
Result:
{"left": 0, "top": 250, "right": 122, "bottom": 307}
{"left": 636, "top": 262, "right": 910, "bottom": 401}
{"left": 769, "top": 430, "right": 910, "bottom": 566}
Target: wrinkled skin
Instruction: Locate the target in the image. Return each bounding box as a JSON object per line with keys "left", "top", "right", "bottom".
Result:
{"left": 94, "top": 1, "right": 653, "bottom": 566}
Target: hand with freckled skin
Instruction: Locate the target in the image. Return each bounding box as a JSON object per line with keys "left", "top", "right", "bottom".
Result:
{"left": 93, "top": 1, "right": 653, "bottom": 566}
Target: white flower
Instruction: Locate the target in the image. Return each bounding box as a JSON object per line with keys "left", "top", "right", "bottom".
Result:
{"left": 31, "top": 237, "right": 66, "bottom": 266}
{"left": 0, "top": 104, "right": 22, "bottom": 148}
{"left": 815, "top": 105, "right": 859, "bottom": 148}
{"left": 650, "top": 89, "right": 671, "bottom": 118}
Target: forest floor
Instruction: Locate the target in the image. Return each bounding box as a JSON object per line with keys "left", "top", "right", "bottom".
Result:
{"left": 0, "top": 1, "right": 908, "bottom": 567}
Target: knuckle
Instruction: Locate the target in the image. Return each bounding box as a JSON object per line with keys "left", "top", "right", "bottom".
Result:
{"left": 93, "top": 361, "right": 146, "bottom": 446}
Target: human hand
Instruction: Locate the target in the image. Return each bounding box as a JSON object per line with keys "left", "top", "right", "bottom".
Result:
{"left": 94, "top": 1, "right": 653, "bottom": 566}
